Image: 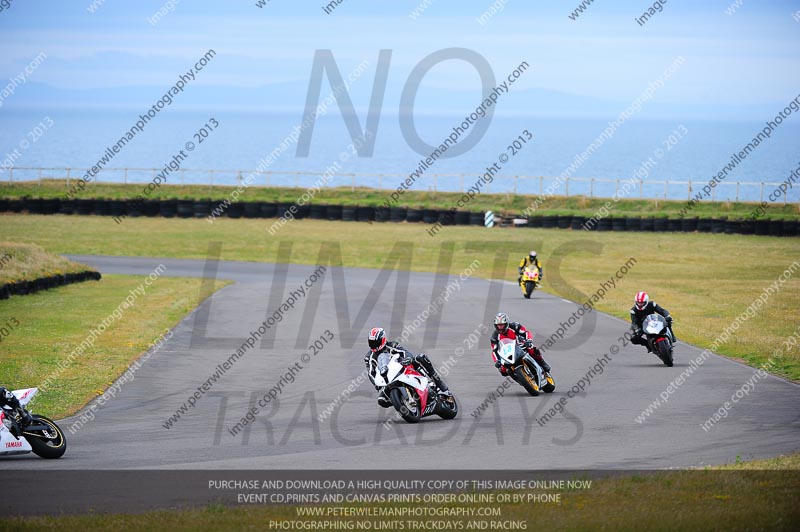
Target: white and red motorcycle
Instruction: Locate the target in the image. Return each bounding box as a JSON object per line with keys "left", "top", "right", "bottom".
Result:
{"left": 0, "top": 388, "right": 67, "bottom": 459}
{"left": 370, "top": 351, "right": 458, "bottom": 424}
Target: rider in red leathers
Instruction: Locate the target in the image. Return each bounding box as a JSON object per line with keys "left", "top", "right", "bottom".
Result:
{"left": 489, "top": 312, "right": 552, "bottom": 375}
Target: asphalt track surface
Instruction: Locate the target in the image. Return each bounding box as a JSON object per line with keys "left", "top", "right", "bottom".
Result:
{"left": 8, "top": 255, "right": 800, "bottom": 470}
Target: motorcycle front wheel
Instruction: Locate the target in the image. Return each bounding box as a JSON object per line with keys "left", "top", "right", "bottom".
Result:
{"left": 388, "top": 387, "right": 421, "bottom": 423}
{"left": 437, "top": 394, "right": 458, "bottom": 420}
{"left": 656, "top": 339, "right": 674, "bottom": 367}
{"left": 24, "top": 415, "right": 67, "bottom": 459}
{"left": 524, "top": 281, "right": 534, "bottom": 299}
{"left": 514, "top": 366, "right": 540, "bottom": 396}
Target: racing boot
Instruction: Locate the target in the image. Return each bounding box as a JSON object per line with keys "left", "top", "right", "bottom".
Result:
{"left": 377, "top": 389, "right": 391, "bottom": 408}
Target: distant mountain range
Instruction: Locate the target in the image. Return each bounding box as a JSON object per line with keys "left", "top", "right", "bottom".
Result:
{"left": 2, "top": 81, "right": 778, "bottom": 121}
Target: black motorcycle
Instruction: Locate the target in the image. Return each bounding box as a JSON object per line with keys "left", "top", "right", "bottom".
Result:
{"left": 641, "top": 314, "right": 674, "bottom": 367}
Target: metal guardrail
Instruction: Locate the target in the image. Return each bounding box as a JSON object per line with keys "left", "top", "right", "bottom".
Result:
{"left": 1, "top": 166, "right": 794, "bottom": 205}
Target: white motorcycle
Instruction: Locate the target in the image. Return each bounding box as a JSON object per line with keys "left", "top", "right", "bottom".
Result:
{"left": 370, "top": 351, "right": 458, "bottom": 424}
{"left": 496, "top": 338, "right": 555, "bottom": 396}
{"left": 0, "top": 388, "right": 67, "bottom": 459}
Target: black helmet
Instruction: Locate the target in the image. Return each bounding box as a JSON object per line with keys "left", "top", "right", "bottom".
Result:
{"left": 494, "top": 312, "right": 509, "bottom": 334}
{"left": 368, "top": 327, "right": 387, "bottom": 353}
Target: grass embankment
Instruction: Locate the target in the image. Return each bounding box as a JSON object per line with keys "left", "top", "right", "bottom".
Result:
{"left": 2, "top": 214, "right": 798, "bottom": 381}
{"left": 3, "top": 179, "right": 799, "bottom": 220}
{"left": 0, "top": 241, "right": 95, "bottom": 285}
{"left": 0, "top": 273, "right": 226, "bottom": 418}
{"left": 4, "top": 455, "right": 798, "bottom": 530}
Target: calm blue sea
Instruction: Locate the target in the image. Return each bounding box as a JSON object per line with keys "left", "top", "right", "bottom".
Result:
{"left": 1, "top": 109, "right": 798, "bottom": 203}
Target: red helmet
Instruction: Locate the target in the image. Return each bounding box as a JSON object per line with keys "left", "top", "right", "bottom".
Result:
{"left": 368, "top": 327, "right": 387, "bottom": 353}
{"left": 634, "top": 291, "right": 649, "bottom": 310}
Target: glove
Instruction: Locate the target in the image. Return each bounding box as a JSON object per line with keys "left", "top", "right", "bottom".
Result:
{"left": 521, "top": 339, "right": 534, "bottom": 350}
{"left": 666, "top": 316, "right": 673, "bottom": 324}
{"left": 399, "top": 357, "right": 413, "bottom": 366}
{"left": 494, "top": 361, "right": 501, "bottom": 369}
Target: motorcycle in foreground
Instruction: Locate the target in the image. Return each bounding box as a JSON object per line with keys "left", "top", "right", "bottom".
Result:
{"left": 519, "top": 266, "right": 541, "bottom": 299}
{"left": 496, "top": 338, "right": 555, "bottom": 396}
{"left": 370, "top": 352, "right": 458, "bottom": 423}
{"left": 0, "top": 388, "right": 67, "bottom": 459}
{"left": 641, "top": 314, "right": 674, "bottom": 367}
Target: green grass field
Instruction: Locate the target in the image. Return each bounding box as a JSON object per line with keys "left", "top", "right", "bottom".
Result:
{"left": 0, "top": 241, "right": 95, "bottom": 284}
{"left": 4, "top": 179, "right": 800, "bottom": 220}
{"left": 2, "top": 214, "right": 798, "bottom": 381}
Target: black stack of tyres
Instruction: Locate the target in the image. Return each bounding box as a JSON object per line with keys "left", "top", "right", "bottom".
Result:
{"left": 126, "top": 198, "right": 143, "bottom": 218}
{"left": 243, "top": 202, "right": 260, "bottom": 218}
{"left": 696, "top": 218, "right": 712, "bottom": 233}
{"left": 310, "top": 204, "right": 326, "bottom": 220}
{"left": 768, "top": 220, "right": 784, "bottom": 236}
{"left": 0, "top": 199, "right": 8, "bottom": 212}
{"left": 541, "top": 215, "right": 557, "bottom": 229}
{"left": 326, "top": 204, "right": 343, "bottom": 220}
{"left": 422, "top": 209, "right": 438, "bottom": 224}
{"left": 527, "top": 215, "right": 543, "bottom": 228}
{"left": 724, "top": 219, "right": 741, "bottom": 234}
{"left": 42, "top": 199, "right": 60, "bottom": 214}
{"left": 159, "top": 199, "right": 177, "bottom": 218}
{"left": 572, "top": 216, "right": 588, "bottom": 230}
{"left": 625, "top": 217, "right": 641, "bottom": 231}
{"left": 597, "top": 218, "right": 612, "bottom": 231}
{"left": 390, "top": 207, "right": 407, "bottom": 222}
{"left": 710, "top": 218, "right": 725, "bottom": 233}
{"left": 193, "top": 200, "right": 211, "bottom": 218}
{"left": 653, "top": 218, "right": 668, "bottom": 232}
{"left": 75, "top": 199, "right": 93, "bottom": 215}
{"left": 276, "top": 204, "right": 291, "bottom": 219}
{"left": 611, "top": 218, "right": 626, "bottom": 231}
{"left": 260, "top": 202, "right": 278, "bottom": 218}
{"left": 681, "top": 217, "right": 698, "bottom": 232}
{"left": 407, "top": 208, "right": 424, "bottom": 223}
{"left": 295, "top": 205, "right": 310, "bottom": 219}
{"left": 177, "top": 200, "right": 194, "bottom": 218}
{"left": 341, "top": 206, "right": 356, "bottom": 221}
{"left": 26, "top": 198, "right": 44, "bottom": 214}
{"left": 227, "top": 201, "right": 244, "bottom": 219}
{"left": 374, "top": 206, "right": 389, "bottom": 222}
{"left": 357, "top": 206, "right": 374, "bottom": 222}
{"left": 753, "top": 219, "right": 770, "bottom": 235}
{"left": 468, "top": 211, "right": 483, "bottom": 226}
{"left": 557, "top": 215, "right": 572, "bottom": 229}
{"left": 58, "top": 199, "right": 75, "bottom": 215}
{"left": 739, "top": 219, "right": 755, "bottom": 235}
{"left": 641, "top": 217, "right": 655, "bottom": 232}
{"left": 455, "top": 211, "right": 471, "bottom": 225}
{"left": 439, "top": 210, "right": 456, "bottom": 226}
{"left": 93, "top": 200, "right": 111, "bottom": 216}
{"left": 142, "top": 200, "right": 160, "bottom": 217}
{"left": 108, "top": 200, "right": 127, "bottom": 219}
{"left": 667, "top": 218, "right": 681, "bottom": 232}
{"left": 9, "top": 199, "right": 24, "bottom": 213}
{"left": 783, "top": 220, "right": 798, "bottom": 237}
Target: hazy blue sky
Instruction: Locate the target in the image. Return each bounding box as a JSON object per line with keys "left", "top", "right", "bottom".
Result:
{"left": 1, "top": 1, "right": 798, "bottom": 115}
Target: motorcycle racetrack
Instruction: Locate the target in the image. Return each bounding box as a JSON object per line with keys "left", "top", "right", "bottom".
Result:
{"left": 7, "top": 255, "right": 800, "bottom": 470}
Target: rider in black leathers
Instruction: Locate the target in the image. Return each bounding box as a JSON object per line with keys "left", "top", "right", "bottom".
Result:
{"left": 630, "top": 291, "right": 676, "bottom": 351}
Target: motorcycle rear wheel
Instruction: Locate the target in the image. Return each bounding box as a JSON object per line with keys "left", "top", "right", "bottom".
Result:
{"left": 388, "top": 387, "right": 421, "bottom": 423}
{"left": 514, "top": 366, "right": 540, "bottom": 396}
{"left": 24, "top": 415, "right": 67, "bottom": 459}
{"left": 437, "top": 394, "right": 458, "bottom": 420}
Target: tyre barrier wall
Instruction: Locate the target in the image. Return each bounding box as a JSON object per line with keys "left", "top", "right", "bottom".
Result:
{"left": 0, "top": 271, "right": 102, "bottom": 300}
{"left": 1, "top": 198, "right": 797, "bottom": 237}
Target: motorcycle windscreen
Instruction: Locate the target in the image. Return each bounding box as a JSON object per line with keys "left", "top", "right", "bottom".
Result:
{"left": 498, "top": 338, "right": 517, "bottom": 364}
{"left": 643, "top": 314, "right": 666, "bottom": 334}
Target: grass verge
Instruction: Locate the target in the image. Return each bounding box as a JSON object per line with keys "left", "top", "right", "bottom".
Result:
{"left": 0, "top": 241, "right": 95, "bottom": 284}
{"left": 0, "top": 273, "right": 227, "bottom": 418}
{"left": 3, "top": 179, "right": 799, "bottom": 220}
{"left": 2, "top": 214, "right": 798, "bottom": 381}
